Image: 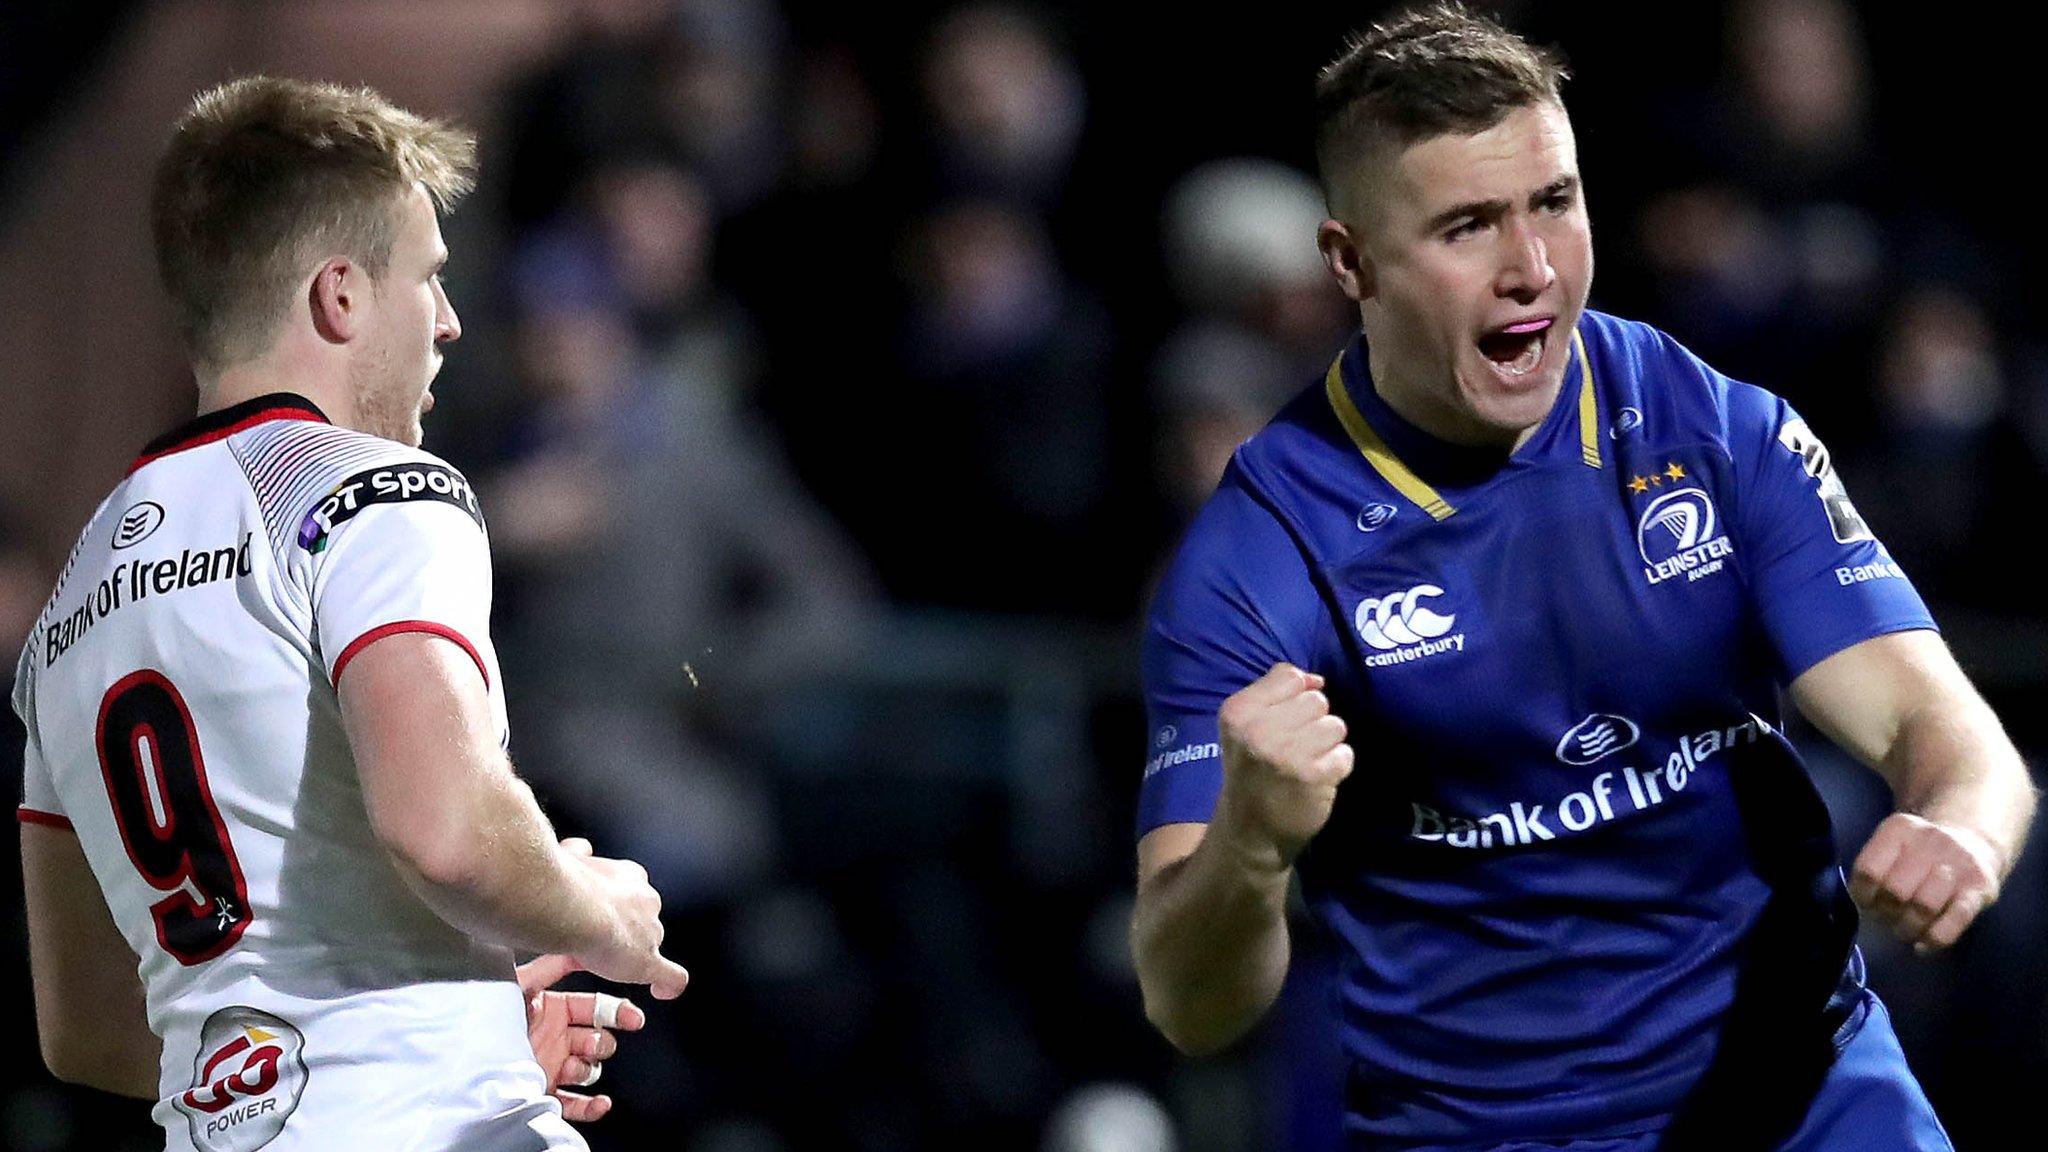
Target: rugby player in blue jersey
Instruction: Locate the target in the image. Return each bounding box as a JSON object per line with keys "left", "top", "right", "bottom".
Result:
{"left": 1130, "top": 6, "right": 2037, "bottom": 1150}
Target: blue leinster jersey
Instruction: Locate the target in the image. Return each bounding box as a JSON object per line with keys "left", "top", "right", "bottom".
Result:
{"left": 1139, "top": 310, "right": 1934, "bottom": 1148}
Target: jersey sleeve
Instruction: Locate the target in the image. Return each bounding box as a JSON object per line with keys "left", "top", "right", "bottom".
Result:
{"left": 306, "top": 461, "right": 496, "bottom": 688}
{"left": 1725, "top": 383, "right": 1936, "bottom": 680}
{"left": 17, "top": 738, "right": 65, "bottom": 826}
{"left": 12, "top": 654, "right": 67, "bottom": 826}
{"left": 1139, "top": 472, "right": 1320, "bottom": 837}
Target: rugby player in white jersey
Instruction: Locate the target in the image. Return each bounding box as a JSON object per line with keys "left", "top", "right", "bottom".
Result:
{"left": 14, "top": 77, "right": 689, "bottom": 1151}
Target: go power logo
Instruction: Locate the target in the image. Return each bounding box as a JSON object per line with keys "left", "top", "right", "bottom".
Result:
{"left": 1355, "top": 584, "right": 1464, "bottom": 668}
{"left": 173, "top": 1006, "right": 308, "bottom": 1152}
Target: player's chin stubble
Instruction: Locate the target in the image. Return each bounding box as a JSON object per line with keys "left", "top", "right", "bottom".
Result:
{"left": 352, "top": 363, "right": 426, "bottom": 447}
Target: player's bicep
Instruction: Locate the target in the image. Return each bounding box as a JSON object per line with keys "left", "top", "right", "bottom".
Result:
{"left": 1138, "top": 482, "right": 1318, "bottom": 839}
{"left": 337, "top": 631, "right": 507, "bottom": 880}
{"left": 1788, "top": 628, "right": 1957, "bottom": 770}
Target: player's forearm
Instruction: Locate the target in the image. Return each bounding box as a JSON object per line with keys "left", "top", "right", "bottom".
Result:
{"left": 43, "top": 1039, "right": 161, "bottom": 1100}
{"left": 23, "top": 825, "right": 166, "bottom": 1102}
{"left": 36, "top": 982, "right": 160, "bottom": 1099}
{"left": 382, "top": 771, "right": 617, "bottom": 959}
{"left": 1885, "top": 694, "right": 2039, "bottom": 881}
{"left": 1131, "top": 830, "right": 1294, "bottom": 1055}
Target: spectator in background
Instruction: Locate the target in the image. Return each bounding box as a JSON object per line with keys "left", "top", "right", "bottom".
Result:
{"left": 1632, "top": 0, "right": 1894, "bottom": 440}
{"left": 884, "top": 198, "right": 1116, "bottom": 615}
{"left": 715, "top": 40, "right": 893, "bottom": 548}
{"left": 1723, "top": 0, "right": 1880, "bottom": 206}
{"left": 589, "top": 157, "right": 759, "bottom": 399}
{"left": 500, "top": 0, "right": 789, "bottom": 230}
{"left": 921, "top": 4, "right": 1086, "bottom": 213}
{"left": 485, "top": 159, "right": 876, "bottom": 908}
{"left": 497, "top": 0, "right": 677, "bottom": 230}
{"left": 655, "top": 0, "right": 790, "bottom": 213}
{"left": 914, "top": 1, "right": 1137, "bottom": 299}
{"left": 1151, "top": 160, "right": 1351, "bottom": 514}
{"left": 1845, "top": 285, "right": 2042, "bottom": 617}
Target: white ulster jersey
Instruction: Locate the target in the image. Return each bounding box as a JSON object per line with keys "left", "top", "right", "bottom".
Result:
{"left": 14, "top": 395, "right": 583, "bottom": 1152}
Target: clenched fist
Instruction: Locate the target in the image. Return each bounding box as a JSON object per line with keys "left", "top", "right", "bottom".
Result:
{"left": 1212, "top": 663, "right": 1354, "bottom": 871}
{"left": 1849, "top": 813, "right": 2002, "bottom": 955}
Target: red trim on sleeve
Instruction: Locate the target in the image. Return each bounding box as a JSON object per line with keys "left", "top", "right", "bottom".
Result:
{"left": 17, "top": 807, "right": 74, "bottom": 830}
{"left": 332, "top": 621, "right": 490, "bottom": 688}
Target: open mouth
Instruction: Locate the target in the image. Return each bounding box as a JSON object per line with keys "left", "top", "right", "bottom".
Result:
{"left": 1477, "top": 317, "right": 1553, "bottom": 378}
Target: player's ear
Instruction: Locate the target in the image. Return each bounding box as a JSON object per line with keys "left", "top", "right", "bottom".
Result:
{"left": 1317, "top": 219, "right": 1374, "bottom": 303}
{"left": 308, "top": 257, "right": 360, "bottom": 345}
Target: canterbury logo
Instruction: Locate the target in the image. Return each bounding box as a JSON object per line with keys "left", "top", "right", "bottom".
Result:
{"left": 1354, "top": 585, "right": 1456, "bottom": 651}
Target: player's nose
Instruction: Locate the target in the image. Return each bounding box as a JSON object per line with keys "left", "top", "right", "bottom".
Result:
{"left": 436, "top": 288, "right": 461, "bottom": 344}
{"left": 1494, "top": 224, "right": 1554, "bottom": 302}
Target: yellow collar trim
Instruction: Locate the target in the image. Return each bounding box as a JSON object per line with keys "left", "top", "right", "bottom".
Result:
{"left": 1323, "top": 324, "right": 1600, "bottom": 519}
{"left": 1574, "top": 327, "right": 1601, "bottom": 469}
{"left": 1324, "top": 357, "right": 1456, "bottom": 521}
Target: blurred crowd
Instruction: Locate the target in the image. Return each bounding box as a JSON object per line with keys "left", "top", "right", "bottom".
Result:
{"left": 3, "top": 1, "right": 2046, "bottom": 1150}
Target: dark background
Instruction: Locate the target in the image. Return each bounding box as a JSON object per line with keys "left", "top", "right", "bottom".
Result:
{"left": 1, "top": 2, "right": 2043, "bottom": 1149}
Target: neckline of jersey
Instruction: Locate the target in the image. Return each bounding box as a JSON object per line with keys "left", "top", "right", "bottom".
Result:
{"left": 1331, "top": 322, "right": 1597, "bottom": 511}
{"left": 128, "top": 392, "right": 330, "bottom": 475}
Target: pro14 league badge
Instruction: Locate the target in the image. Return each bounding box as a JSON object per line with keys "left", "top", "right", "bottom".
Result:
{"left": 172, "top": 1006, "right": 308, "bottom": 1152}
{"left": 1777, "top": 419, "right": 1873, "bottom": 544}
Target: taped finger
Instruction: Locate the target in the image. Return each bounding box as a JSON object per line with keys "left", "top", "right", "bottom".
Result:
{"left": 573, "top": 1061, "right": 603, "bottom": 1087}
{"left": 593, "top": 993, "right": 625, "bottom": 1031}
{"left": 554, "top": 1089, "right": 612, "bottom": 1124}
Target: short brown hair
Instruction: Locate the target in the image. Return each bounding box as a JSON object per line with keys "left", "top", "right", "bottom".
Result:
{"left": 1314, "top": 3, "right": 1568, "bottom": 215}
{"left": 151, "top": 76, "right": 478, "bottom": 370}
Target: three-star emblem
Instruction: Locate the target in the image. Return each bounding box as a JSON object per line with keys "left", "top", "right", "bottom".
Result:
{"left": 1629, "top": 462, "right": 1686, "bottom": 494}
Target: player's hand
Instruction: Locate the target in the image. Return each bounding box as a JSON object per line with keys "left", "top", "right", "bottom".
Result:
{"left": 516, "top": 952, "right": 647, "bottom": 1123}
{"left": 559, "top": 837, "right": 691, "bottom": 1000}
{"left": 1849, "top": 813, "right": 2003, "bottom": 955}
{"left": 1213, "top": 663, "right": 1353, "bottom": 872}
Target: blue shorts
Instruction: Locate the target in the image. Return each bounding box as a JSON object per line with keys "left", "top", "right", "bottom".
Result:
{"left": 1441, "top": 992, "right": 1952, "bottom": 1152}
{"left": 1772, "top": 993, "right": 1953, "bottom": 1152}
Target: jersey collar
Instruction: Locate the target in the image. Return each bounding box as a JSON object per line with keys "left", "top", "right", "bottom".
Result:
{"left": 128, "top": 393, "right": 330, "bottom": 475}
{"left": 1324, "top": 323, "right": 1599, "bottom": 521}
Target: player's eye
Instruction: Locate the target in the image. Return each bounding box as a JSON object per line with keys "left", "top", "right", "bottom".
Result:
{"left": 1444, "top": 219, "right": 1483, "bottom": 242}
{"left": 1541, "top": 192, "right": 1572, "bottom": 214}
